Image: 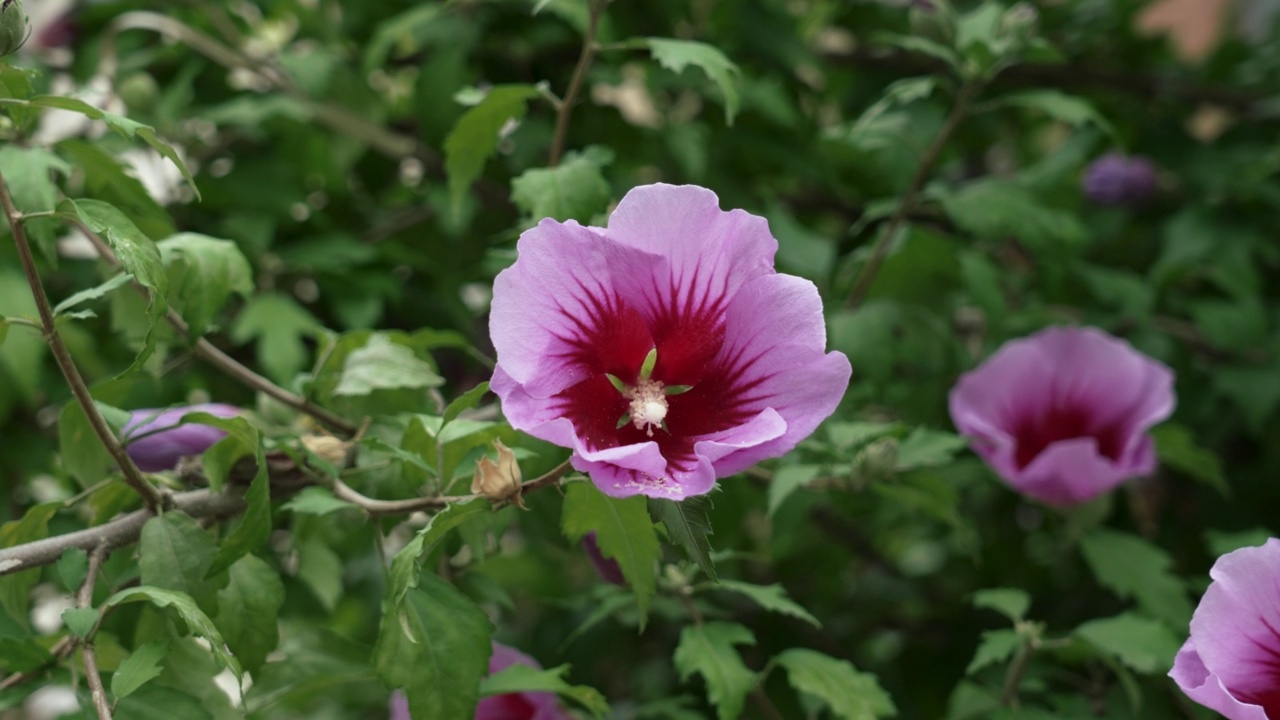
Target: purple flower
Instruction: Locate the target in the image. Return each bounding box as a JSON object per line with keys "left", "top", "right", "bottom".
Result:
{"left": 490, "top": 184, "right": 851, "bottom": 500}
{"left": 389, "top": 643, "right": 569, "bottom": 720}
{"left": 948, "top": 326, "right": 1174, "bottom": 506}
{"left": 1171, "top": 539, "right": 1280, "bottom": 719}
{"left": 121, "top": 403, "right": 241, "bottom": 472}
{"left": 1081, "top": 153, "right": 1159, "bottom": 206}
{"left": 582, "top": 531, "right": 625, "bottom": 585}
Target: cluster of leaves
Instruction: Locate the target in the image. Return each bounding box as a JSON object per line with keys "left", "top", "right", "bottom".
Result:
{"left": 0, "top": 0, "right": 1277, "bottom": 718}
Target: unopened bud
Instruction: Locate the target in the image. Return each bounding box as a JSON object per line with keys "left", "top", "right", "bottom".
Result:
{"left": 300, "top": 434, "right": 352, "bottom": 468}
{"left": 471, "top": 439, "right": 523, "bottom": 506}
{"left": 0, "top": 0, "right": 29, "bottom": 56}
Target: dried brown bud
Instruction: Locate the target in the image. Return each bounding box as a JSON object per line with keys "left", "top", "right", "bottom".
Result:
{"left": 471, "top": 439, "right": 523, "bottom": 506}
{"left": 300, "top": 434, "right": 352, "bottom": 468}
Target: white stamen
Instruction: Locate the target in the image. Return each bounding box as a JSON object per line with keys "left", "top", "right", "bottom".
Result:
{"left": 629, "top": 380, "right": 668, "bottom": 437}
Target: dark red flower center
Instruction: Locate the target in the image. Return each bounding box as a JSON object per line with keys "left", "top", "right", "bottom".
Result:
{"left": 480, "top": 691, "right": 538, "bottom": 719}
{"left": 549, "top": 281, "right": 767, "bottom": 481}
{"left": 1012, "top": 401, "right": 1125, "bottom": 470}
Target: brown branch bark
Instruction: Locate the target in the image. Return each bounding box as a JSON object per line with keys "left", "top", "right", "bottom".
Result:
{"left": 79, "top": 545, "right": 112, "bottom": 720}
{"left": 548, "top": 0, "right": 607, "bottom": 166}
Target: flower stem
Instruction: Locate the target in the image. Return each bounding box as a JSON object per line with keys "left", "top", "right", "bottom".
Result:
{"left": 0, "top": 168, "right": 165, "bottom": 512}
{"left": 1000, "top": 637, "right": 1034, "bottom": 709}
{"left": 78, "top": 544, "right": 112, "bottom": 720}
{"left": 330, "top": 458, "right": 573, "bottom": 517}
{"left": 548, "top": 0, "right": 607, "bottom": 167}
{"left": 845, "top": 80, "right": 979, "bottom": 309}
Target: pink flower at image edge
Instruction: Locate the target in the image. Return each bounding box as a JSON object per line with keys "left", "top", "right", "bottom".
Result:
{"left": 489, "top": 183, "right": 851, "bottom": 500}
{"left": 948, "top": 326, "right": 1174, "bottom": 506}
{"left": 1171, "top": 538, "right": 1280, "bottom": 719}
{"left": 121, "top": 403, "right": 241, "bottom": 472}
{"left": 389, "top": 642, "right": 568, "bottom": 720}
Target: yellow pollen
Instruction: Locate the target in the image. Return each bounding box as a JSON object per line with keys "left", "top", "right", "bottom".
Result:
{"left": 629, "top": 379, "right": 668, "bottom": 437}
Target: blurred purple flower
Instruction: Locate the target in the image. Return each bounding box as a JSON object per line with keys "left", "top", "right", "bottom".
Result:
{"left": 490, "top": 183, "right": 851, "bottom": 500}
{"left": 389, "top": 642, "right": 569, "bottom": 720}
{"left": 121, "top": 403, "right": 241, "bottom": 472}
{"left": 582, "top": 531, "right": 625, "bottom": 585}
{"left": 1171, "top": 538, "right": 1280, "bottom": 719}
{"left": 1081, "top": 153, "right": 1159, "bottom": 206}
{"left": 948, "top": 326, "right": 1174, "bottom": 506}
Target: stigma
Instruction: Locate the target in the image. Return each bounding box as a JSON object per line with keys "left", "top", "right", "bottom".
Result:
{"left": 628, "top": 379, "right": 668, "bottom": 437}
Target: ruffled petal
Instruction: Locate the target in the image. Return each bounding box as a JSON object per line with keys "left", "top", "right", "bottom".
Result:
{"left": 1007, "top": 437, "right": 1140, "bottom": 506}
{"left": 1171, "top": 640, "right": 1272, "bottom": 720}
{"left": 490, "top": 218, "right": 659, "bottom": 398}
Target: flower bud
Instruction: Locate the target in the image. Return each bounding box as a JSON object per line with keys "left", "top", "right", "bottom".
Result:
{"left": 300, "top": 434, "right": 352, "bottom": 468}
{"left": 1081, "top": 153, "right": 1159, "bottom": 206}
{"left": 121, "top": 403, "right": 243, "bottom": 472}
{"left": 0, "top": 0, "right": 29, "bottom": 57}
{"left": 471, "top": 439, "right": 523, "bottom": 506}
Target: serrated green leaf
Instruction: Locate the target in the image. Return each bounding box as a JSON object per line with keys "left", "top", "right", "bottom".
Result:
{"left": 110, "top": 639, "right": 170, "bottom": 700}
{"left": 649, "top": 495, "right": 716, "bottom": 580}
{"left": 58, "top": 400, "right": 113, "bottom": 487}
{"left": 281, "top": 486, "right": 358, "bottom": 516}
{"left": 61, "top": 607, "right": 99, "bottom": 638}
{"left": 334, "top": 333, "right": 444, "bottom": 396}
{"left": 511, "top": 146, "right": 614, "bottom": 222}
{"left": 373, "top": 573, "right": 493, "bottom": 720}
{"left": 673, "top": 622, "right": 755, "bottom": 720}
{"left": 53, "top": 273, "right": 134, "bottom": 316}
{"left": 1074, "top": 613, "right": 1180, "bottom": 674}
{"left": 214, "top": 554, "right": 283, "bottom": 675}
{"left": 965, "top": 629, "right": 1021, "bottom": 675}
{"left": 188, "top": 414, "right": 269, "bottom": 576}
{"left": 230, "top": 292, "right": 322, "bottom": 384}
{"left": 775, "top": 648, "right": 896, "bottom": 720}
{"left": 103, "top": 585, "right": 241, "bottom": 679}
{"left": 138, "top": 511, "right": 220, "bottom": 616}
{"left": 0, "top": 503, "right": 58, "bottom": 629}
{"left": 647, "top": 38, "right": 741, "bottom": 124}
{"left": 972, "top": 588, "right": 1030, "bottom": 622}
{"left": 480, "top": 663, "right": 610, "bottom": 718}
{"left": 894, "top": 427, "right": 967, "bottom": 471}
{"left": 114, "top": 673, "right": 215, "bottom": 720}
{"left": 441, "top": 381, "right": 491, "bottom": 428}
{"left": 0, "top": 636, "right": 54, "bottom": 673}
{"left": 995, "top": 90, "right": 1119, "bottom": 142}
{"left": 767, "top": 465, "right": 821, "bottom": 518}
{"left": 387, "top": 500, "right": 490, "bottom": 607}
{"left": 157, "top": 233, "right": 253, "bottom": 338}
{"left": 713, "top": 580, "right": 820, "bottom": 627}
{"left": 56, "top": 548, "right": 89, "bottom": 593}
{"left": 940, "top": 178, "right": 1086, "bottom": 252}
{"left": 444, "top": 84, "right": 542, "bottom": 209}
{"left": 0, "top": 145, "right": 70, "bottom": 256}
{"left": 1079, "top": 529, "right": 1192, "bottom": 628}
{"left": 563, "top": 483, "right": 660, "bottom": 623}
{"left": 57, "top": 199, "right": 168, "bottom": 310}
{"left": 1151, "top": 423, "right": 1228, "bottom": 495}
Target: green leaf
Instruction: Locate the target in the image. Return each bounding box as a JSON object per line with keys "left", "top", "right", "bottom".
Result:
{"left": 56, "top": 548, "right": 89, "bottom": 593}
{"left": 281, "top": 486, "right": 358, "bottom": 516}
{"left": 387, "top": 500, "right": 490, "bottom": 607}
{"left": 894, "top": 427, "right": 967, "bottom": 471}
{"left": 1151, "top": 423, "right": 1228, "bottom": 495}
{"left": 157, "top": 233, "right": 254, "bottom": 338}
{"left": 373, "top": 573, "right": 493, "bottom": 720}
{"left": 58, "top": 399, "right": 114, "bottom": 487}
{"left": 214, "top": 554, "right": 284, "bottom": 675}
{"left": 103, "top": 586, "right": 241, "bottom": 679}
{"left": 110, "top": 639, "right": 170, "bottom": 700}
{"left": 185, "top": 413, "right": 271, "bottom": 576}
{"left": 1074, "top": 613, "right": 1181, "bottom": 674}
{"left": 138, "top": 511, "right": 220, "bottom": 616}
{"left": 649, "top": 495, "right": 717, "bottom": 581}
{"left": 939, "top": 178, "right": 1086, "bottom": 252}
{"left": 994, "top": 90, "right": 1119, "bottom": 142}
{"left": 57, "top": 199, "right": 168, "bottom": 314}
{"left": 61, "top": 607, "right": 99, "bottom": 638}
{"left": 1079, "top": 529, "right": 1193, "bottom": 628}
{"left": 767, "top": 465, "right": 821, "bottom": 518}
{"left": 673, "top": 622, "right": 756, "bottom": 720}
{"left": 114, "top": 677, "right": 214, "bottom": 720}
{"left": 511, "top": 146, "right": 614, "bottom": 222}
{"left": 563, "top": 483, "right": 661, "bottom": 623}
{"left": 0, "top": 503, "right": 59, "bottom": 628}
{"left": 965, "top": 629, "right": 1021, "bottom": 676}
{"left": 775, "top": 648, "right": 896, "bottom": 720}
{"left": 646, "top": 38, "right": 741, "bottom": 124}
{"left": 53, "top": 273, "right": 134, "bottom": 316}
{"left": 713, "top": 580, "right": 820, "bottom": 627}
{"left": 363, "top": 4, "right": 442, "bottom": 72}
{"left": 480, "top": 663, "right": 610, "bottom": 718}
{"left": 333, "top": 333, "right": 444, "bottom": 396}
{"left": 444, "top": 84, "right": 542, "bottom": 209}
{"left": 441, "top": 381, "right": 491, "bottom": 428}
{"left": 972, "top": 588, "right": 1030, "bottom": 622}
{"left": 0, "top": 636, "right": 54, "bottom": 672}
{"left": 230, "top": 292, "right": 322, "bottom": 384}
{"left": 0, "top": 146, "right": 70, "bottom": 254}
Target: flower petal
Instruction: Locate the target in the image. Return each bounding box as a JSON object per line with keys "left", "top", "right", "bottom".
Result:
{"left": 490, "top": 218, "right": 659, "bottom": 398}
{"left": 1170, "top": 640, "right": 1272, "bottom": 720}
{"left": 1004, "top": 436, "right": 1145, "bottom": 506}
{"left": 122, "top": 403, "right": 241, "bottom": 472}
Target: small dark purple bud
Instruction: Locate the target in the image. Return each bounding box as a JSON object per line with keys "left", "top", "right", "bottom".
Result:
{"left": 582, "top": 531, "right": 625, "bottom": 586}
{"left": 121, "top": 403, "right": 242, "bottom": 472}
{"left": 1081, "top": 153, "right": 1159, "bottom": 206}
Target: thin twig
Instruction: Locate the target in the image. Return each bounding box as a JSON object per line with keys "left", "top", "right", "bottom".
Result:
{"left": 79, "top": 545, "right": 112, "bottom": 720}
{"left": 845, "top": 81, "right": 979, "bottom": 309}
{"left": 75, "top": 223, "right": 357, "bottom": 435}
{"left": 0, "top": 169, "right": 165, "bottom": 511}
{"left": 1000, "top": 635, "right": 1035, "bottom": 709}
{"left": 548, "top": 0, "right": 607, "bottom": 166}
{"left": 330, "top": 459, "right": 573, "bottom": 517}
